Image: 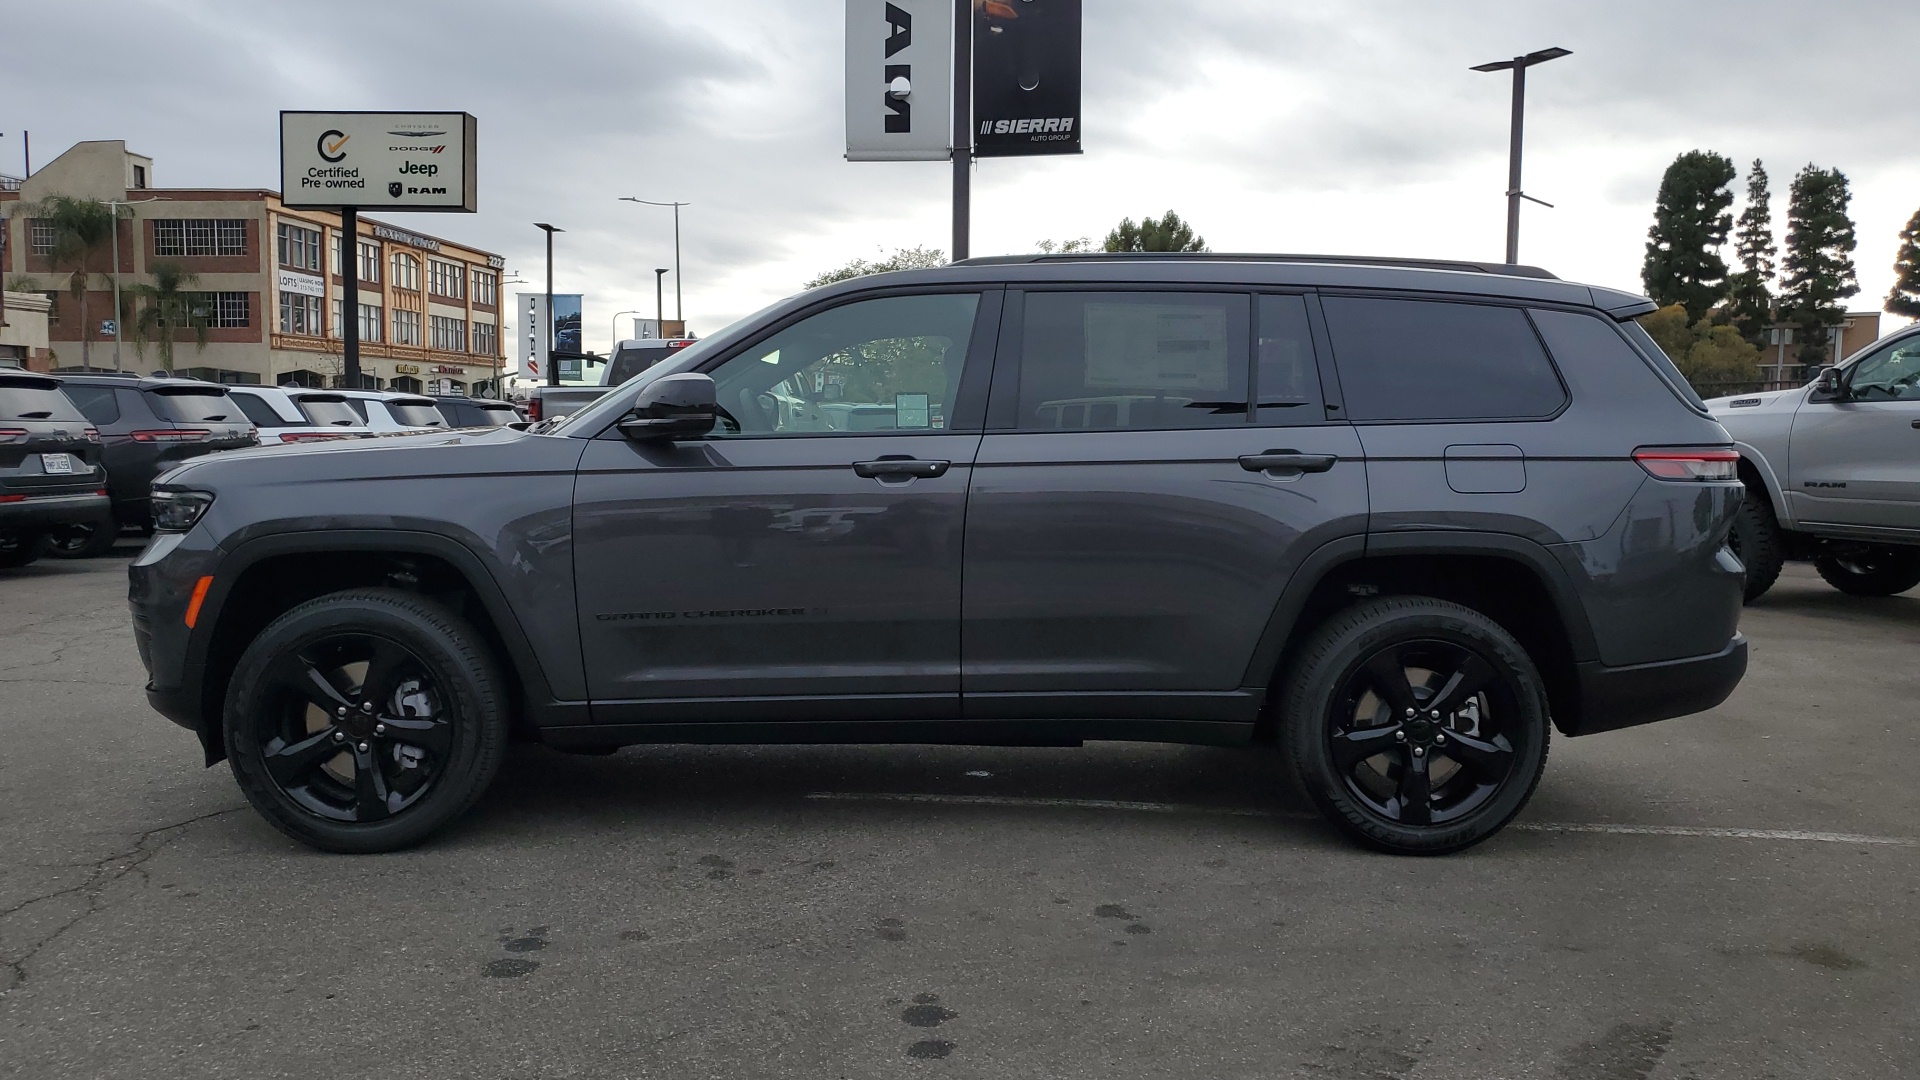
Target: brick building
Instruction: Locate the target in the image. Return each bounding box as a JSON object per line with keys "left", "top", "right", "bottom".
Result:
{"left": 0, "top": 140, "right": 505, "bottom": 394}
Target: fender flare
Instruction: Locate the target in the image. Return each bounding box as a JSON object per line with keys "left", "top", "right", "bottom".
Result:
{"left": 1731, "top": 438, "right": 1790, "bottom": 527}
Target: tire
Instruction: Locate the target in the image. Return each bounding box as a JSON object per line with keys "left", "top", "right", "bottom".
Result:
{"left": 1727, "top": 489, "right": 1785, "bottom": 603}
{"left": 1281, "top": 596, "right": 1551, "bottom": 856}
{"left": 1813, "top": 546, "right": 1920, "bottom": 597}
{"left": 0, "top": 531, "right": 48, "bottom": 569}
{"left": 44, "top": 518, "right": 122, "bottom": 559}
{"left": 224, "top": 588, "right": 510, "bottom": 853}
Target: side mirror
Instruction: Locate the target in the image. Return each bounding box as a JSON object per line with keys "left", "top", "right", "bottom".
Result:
{"left": 617, "top": 372, "right": 717, "bottom": 442}
{"left": 1811, "top": 365, "right": 1845, "bottom": 399}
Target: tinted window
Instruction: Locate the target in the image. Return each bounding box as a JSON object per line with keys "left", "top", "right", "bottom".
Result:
{"left": 1844, "top": 335, "right": 1920, "bottom": 400}
{"left": 341, "top": 399, "right": 370, "bottom": 421}
{"left": 62, "top": 384, "right": 121, "bottom": 426}
{"left": 1256, "top": 294, "right": 1323, "bottom": 424}
{"left": 231, "top": 392, "right": 289, "bottom": 428}
{"left": 608, "top": 343, "right": 680, "bottom": 385}
{"left": 0, "top": 377, "right": 87, "bottom": 422}
{"left": 1017, "top": 292, "right": 1249, "bottom": 431}
{"left": 1618, "top": 320, "right": 1708, "bottom": 412}
{"left": 465, "top": 403, "right": 518, "bottom": 426}
{"left": 146, "top": 387, "right": 239, "bottom": 423}
{"left": 1321, "top": 297, "right": 1566, "bottom": 421}
{"left": 295, "top": 396, "right": 364, "bottom": 427}
{"left": 708, "top": 293, "right": 979, "bottom": 436}
{"left": 386, "top": 400, "right": 447, "bottom": 427}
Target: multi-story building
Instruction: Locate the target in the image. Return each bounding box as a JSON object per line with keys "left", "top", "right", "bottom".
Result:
{"left": 0, "top": 140, "right": 506, "bottom": 394}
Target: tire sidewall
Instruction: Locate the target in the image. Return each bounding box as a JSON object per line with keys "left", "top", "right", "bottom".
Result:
{"left": 1284, "top": 599, "right": 1550, "bottom": 855}
{"left": 225, "top": 590, "right": 506, "bottom": 853}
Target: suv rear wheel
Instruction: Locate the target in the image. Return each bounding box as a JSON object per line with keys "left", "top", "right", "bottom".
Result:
{"left": 45, "top": 518, "right": 122, "bottom": 559}
{"left": 224, "top": 589, "right": 509, "bottom": 853}
{"left": 0, "top": 530, "right": 47, "bottom": 569}
{"left": 1814, "top": 546, "right": 1920, "bottom": 597}
{"left": 1281, "top": 597, "right": 1550, "bottom": 855}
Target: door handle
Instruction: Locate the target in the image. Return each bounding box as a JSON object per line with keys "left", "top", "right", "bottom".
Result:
{"left": 853, "top": 456, "right": 950, "bottom": 479}
{"left": 1239, "top": 450, "right": 1338, "bottom": 474}
{"left": 1911, "top": 419, "right": 1919, "bottom": 429}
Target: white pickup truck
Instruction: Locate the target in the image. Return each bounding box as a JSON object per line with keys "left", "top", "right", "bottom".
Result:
{"left": 1709, "top": 325, "right": 1920, "bottom": 600}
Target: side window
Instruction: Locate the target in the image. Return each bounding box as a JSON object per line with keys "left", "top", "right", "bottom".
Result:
{"left": 231, "top": 393, "right": 287, "bottom": 428}
{"left": 707, "top": 293, "right": 980, "bottom": 436}
{"left": 342, "top": 399, "right": 371, "bottom": 421}
{"left": 1256, "top": 294, "right": 1324, "bottom": 424}
{"left": 63, "top": 384, "right": 121, "bottom": 426}
{"left": 1016, "top": 291, "right": 1249, "bottom": 431}
{"left": 1321, "top": 297, "right": 1567, "bottom": 421}
{"left": 1845, "top": 337, "right": 1920, "bottom": 400}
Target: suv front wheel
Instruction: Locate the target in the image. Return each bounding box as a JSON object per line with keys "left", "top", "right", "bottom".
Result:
{"left": 1281, "top": 597, "right": 1550, "bottom": 855}
{"left": 224, "top": 589, "right": 509, "bottom": 853}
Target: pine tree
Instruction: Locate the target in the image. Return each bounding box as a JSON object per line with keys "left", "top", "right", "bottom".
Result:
{"left": 1641, "top": 151, "right": 1737, "bottom": 320}
{"left": 1104, "top": 211, "right": 1208, "bottom": 253}
{"left": 1724, "top": 160, "right": 1776, "bottom": 344}
{"left": 1779, "top": 164, "right": 1859, "bottom": 367}
{"left": 1884, "top": 207, "right": 1920, "bottom": 319}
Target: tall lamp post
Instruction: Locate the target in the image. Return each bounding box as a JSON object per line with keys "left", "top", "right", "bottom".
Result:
{"left": 106, "top": 196, "right": 160, "bottom": 373}
{"left": 619, "top": 197, "right": 688, "bottom": 324}
{"left": 1470, "top": 46, "right": 1570, "bottom": 264}
{"left": 533, "top": 224, "right": 563, "bottom": 387}
{"left": 610, "top": 309, "right": 641, "bottom": 351}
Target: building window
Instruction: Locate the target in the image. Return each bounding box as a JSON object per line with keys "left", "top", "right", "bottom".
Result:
{"left": 277, "top": 222, "right": 322, "bottom": 271}
{"left": 391, "top": 253, "right": 420, "bottom": 291}
{"left": 30, "top": 220, "right": 57, "bottom": 256}
{"left": 178, "top": 292, "right": 249, "bottom": 329}
{"left": 42, "top": 291, "right": 61, "bottom": 324}
{"left": 360, "top": 303, "right": 383, "bottom": 343}
{"left": 155, "top": 219, "right": 246, "bottom": 257}
{"left": 391, "top": 308, "right": 422, "bottom": 346}
{"left": 471, "top": 269, "right": 498, "bottom": 307}
{"left": 132, "top": 165, "right": 148, "bottom": 189}
{"left": 428, "top": 260, "right": 465, "bottom": 300}
{"left": 430, "top": 314, "right": 467, "bottom": 352}
{"left": 279, "top": 293, "right": 323, "bottom": 336}
{"left": 358, "top": 242, "right": 380, "bottom": 284}
{"left": 472, "top": 321, "right": 498, "bottom": 356}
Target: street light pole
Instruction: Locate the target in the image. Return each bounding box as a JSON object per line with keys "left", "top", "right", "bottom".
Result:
{"left": 1471, "top": 47, "right": 1570, "bottom": 264}
{"left": 619, "top": 198, "right": 689, "bottom": 325}
{"left": 534, "top": 223, "right": 563, "bottom": 387}
{"left": 610, "top": 309, "right": 641, "bottom": 351}
{"left": 653, "top": 268, "right": 669, "bottom": 332}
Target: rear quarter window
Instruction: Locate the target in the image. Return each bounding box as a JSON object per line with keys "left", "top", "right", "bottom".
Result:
{"left": 146, "top": 388, "right": 240, "bottom": 424}
{"left": 231, "top": 393, "right": 289, "bottom": 428}
{"left": 1320, "top": 296, "right": 1567, "bottom": 421}
{"left": 0, "top": 377, "right": 87, "bottom": 422}
{"left": 61, "top": 384, "right": 121, "bottom": 426}
{"left": 1532, "top": 309, "right": 1708, "bottom": 414}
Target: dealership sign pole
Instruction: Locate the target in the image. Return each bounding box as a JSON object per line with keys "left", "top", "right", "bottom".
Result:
{"left": 280, "top": 111, "right": 477, "bottom": 387}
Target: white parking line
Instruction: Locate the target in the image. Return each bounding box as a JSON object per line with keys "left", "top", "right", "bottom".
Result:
{"left": 803, "top": 792, "right": 1920, "bottom": 848}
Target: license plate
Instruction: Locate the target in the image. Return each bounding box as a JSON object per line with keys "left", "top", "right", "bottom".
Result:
{"left": 40, "top": 453, "right": 74, "bottom": 474}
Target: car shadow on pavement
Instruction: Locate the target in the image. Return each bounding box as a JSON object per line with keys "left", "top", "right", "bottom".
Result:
{"left": 1745, "top": 588, "right": 1920, "bottom": 628}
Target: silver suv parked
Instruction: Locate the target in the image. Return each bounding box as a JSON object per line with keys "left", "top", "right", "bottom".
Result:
{"left": 129, "top": 253, "right": 1749, "bottom": 856}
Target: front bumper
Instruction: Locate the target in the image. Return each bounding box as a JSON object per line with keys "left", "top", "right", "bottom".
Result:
{"left": 128, "top": 532, "right": 224, "bottom": 754}
{"left": 0, "top": 491, "right": 111, "bottom": 530}
{"left": 1564, "top": 633, "right": 1748, "bottom": 736}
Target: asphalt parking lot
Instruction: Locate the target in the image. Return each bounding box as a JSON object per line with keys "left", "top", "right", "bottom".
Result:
{"left": 1, "top": 549, "right": 1915, "bottom": 1080}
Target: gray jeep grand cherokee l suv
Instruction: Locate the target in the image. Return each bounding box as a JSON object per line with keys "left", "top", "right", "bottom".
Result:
{"left": 129, "top": 254, "right": 1748, "bottom": 855}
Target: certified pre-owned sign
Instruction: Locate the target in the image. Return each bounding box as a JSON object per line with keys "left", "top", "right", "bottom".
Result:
{"left": 280, "top": 111, "right": 477, "bottom": 212}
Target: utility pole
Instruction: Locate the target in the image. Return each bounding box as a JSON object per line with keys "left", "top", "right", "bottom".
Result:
{"left": 1470, "top": 47, "right": 1570, "bottom": 264}
{"left": 534, "top": 223, "right": 563, "bottom": 387}
{"left": 951, "top": 0, "right": 972, "bottom": 261}
{"left": 619, "top": 198, "right": 689, "bottom": 323}
{"left": 341, "top": 207, "right": 360, "bottom": 387}
{"left": 654, "top": 268, "right": 668, "bottom": 332}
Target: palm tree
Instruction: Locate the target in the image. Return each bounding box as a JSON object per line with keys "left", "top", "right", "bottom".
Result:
{"left": 31, "top": 195, "right": 122, "bottom": 370}
{"left": 128, "top": 261, "right": 211, "bottom": 374}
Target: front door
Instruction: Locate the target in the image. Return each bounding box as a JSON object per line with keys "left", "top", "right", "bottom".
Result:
{"left": 961, "top": 290, "right": 1368, "bottom": 719}
{"left": 573, "top": 290, "right": 997, "bottom": 717}
{"left": 1788, "top": 334, "right": 1920, "bottom": 532}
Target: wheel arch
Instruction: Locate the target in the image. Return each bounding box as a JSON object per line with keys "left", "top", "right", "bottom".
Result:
{"left": 1733, "top": 441, "right": 1789, "bottom": 526}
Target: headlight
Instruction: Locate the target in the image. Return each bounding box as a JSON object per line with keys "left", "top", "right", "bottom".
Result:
{"left": 151, "top": 490, "right": 215, "bottom": 533}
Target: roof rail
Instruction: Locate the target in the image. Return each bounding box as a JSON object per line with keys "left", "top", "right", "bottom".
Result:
{"left": 948, "top": 251, "right": 1559, "bottom": 280}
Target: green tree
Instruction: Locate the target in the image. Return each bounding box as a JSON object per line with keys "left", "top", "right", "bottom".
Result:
{"left": 805, "top": 245, "right": 947, "bottom": 289}
{"left": 1641, "top": 151, "right": 1737, "bottom": 320}
{"left": 1104, "top": 211, "right": 1208, "bottom": 252}
{"left": 30, "top": 195, "right": 123, "bottom": 370}
{"left": 1035, "top": 237, "right": 1095, "bottom": 254}
{"left": 1637, "top": 303, "right": 1765, "bottom": 395}
{"left": 1779, "top": 164, "right": 1858, "bottom": 367}
{"left": 1724, "top": 160, "right": 1776, "bottom": 344}
{"left": 128, "top": 261, "right": 212, "bottom": 374}
{"left": 1883, "top": 207, "right": 1920, "bottom": 319}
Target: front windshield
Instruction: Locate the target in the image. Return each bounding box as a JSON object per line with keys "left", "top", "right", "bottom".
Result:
{"left": 543, "top": 301, "right": 787, "bottom": 437}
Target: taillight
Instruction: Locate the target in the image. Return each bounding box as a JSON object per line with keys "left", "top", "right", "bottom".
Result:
{"left": 0, "top": 494, "right": 23, "bottom": 504}
{"left": 128, "top": 429, "right": 212, "bottom": 443}
{"left": 84, "top": 427, "right": 101, "bottom": 442}
{"left": 527, "top": 398, "right": 543, "bottom": 421}
{"left": 1633, "top": 447, "right": 1740, "bottom": 481}
{"left": 0, "top": 428, "right": 28, "bottom": 444}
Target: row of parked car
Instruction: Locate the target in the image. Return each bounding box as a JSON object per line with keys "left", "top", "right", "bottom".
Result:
{"left": 0, "top": 371, "right": 521, "bottom": 568}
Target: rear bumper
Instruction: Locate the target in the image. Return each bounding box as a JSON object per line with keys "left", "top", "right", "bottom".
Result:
{"left": 1564, "top": 633, "right": 1748, "bottom": 736}
{"left": 0, "top": 492, "right": 112, "bottom": 530}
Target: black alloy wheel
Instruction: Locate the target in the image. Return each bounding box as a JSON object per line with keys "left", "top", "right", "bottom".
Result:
{"left": 1283, "top": 597, "right": 1550, "bottom": 855}
{"left": 225, "top": 589, "right": 508, "bottom": 852}
{"left": 45, "top": 519, "right": 123, "bottom": 559}
{"left": 1814, "top": 546, "right": 1920, "bottom": 597}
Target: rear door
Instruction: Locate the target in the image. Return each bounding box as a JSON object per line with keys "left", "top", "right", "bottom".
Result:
{"left": 960, "top": 288, "right": 1367, "bottom": 721}
{"left": 1788, "top": 334, "right": 1920, "bottom": 532}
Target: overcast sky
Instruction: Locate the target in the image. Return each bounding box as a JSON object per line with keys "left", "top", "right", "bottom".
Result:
{"left": 11, "top": 0, "right": 1919, "bottom": 355}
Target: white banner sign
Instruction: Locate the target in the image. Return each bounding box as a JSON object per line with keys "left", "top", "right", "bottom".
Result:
{"left": 280, "top": 111, "right": 477, "bottom": 212}
{"left": 277, "top": 269, "right": 324, "bottom": 298}
{"left": 845, "top": 0, "right": 953, "bottom": 161}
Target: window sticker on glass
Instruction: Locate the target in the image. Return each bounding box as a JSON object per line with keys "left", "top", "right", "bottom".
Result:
{"left": 1083, "top": 303, "right": 1229, "bottom": 391}
{"left": 895, "top": 392, "right": 931, "bottom": 429}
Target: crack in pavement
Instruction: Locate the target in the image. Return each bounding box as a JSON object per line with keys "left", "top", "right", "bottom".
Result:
{"left": 0, "top": 804, "right": 245, "bottom": 996}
